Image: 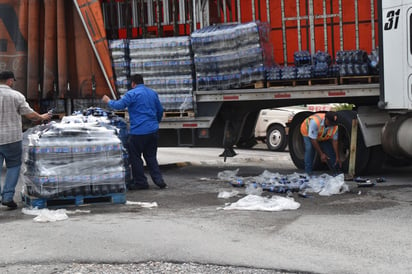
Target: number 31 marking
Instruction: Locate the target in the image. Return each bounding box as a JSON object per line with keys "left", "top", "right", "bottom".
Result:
{"left": 384, "top": 9, "right": 400, "bottom": 30}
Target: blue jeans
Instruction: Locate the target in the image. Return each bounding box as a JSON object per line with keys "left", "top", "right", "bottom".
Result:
{"left": 303, "top": 136, "right": 336, "bottom": 175}
{"left": 0, "top": 141, "right": 22, "bottom": 202}
{"left": 127, "top": 132, "right": 164, "bottom": 187}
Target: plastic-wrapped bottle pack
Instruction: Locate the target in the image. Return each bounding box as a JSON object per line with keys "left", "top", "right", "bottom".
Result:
{"left": 22, "top": 112, "right": 128, "bottom": 198}
{"left": 109, "top": 39, "right": 130, "bottom": 95}
{"left": 336, "top": 50, "right": 370, "bottom": 76}
{"left": 128, "top": 36, "right": 195, "bottom": 111}
{"left": 191, "top": 21, "right": 273, "bottom": 91}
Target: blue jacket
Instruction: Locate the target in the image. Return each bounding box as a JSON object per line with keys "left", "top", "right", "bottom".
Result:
{"left": 108, "top": 84, "right": 163, "bottom": 135}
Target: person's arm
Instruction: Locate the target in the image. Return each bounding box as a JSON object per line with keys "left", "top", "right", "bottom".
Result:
{"left": 307, "top": 119, "right": 329, "bottom": 162}
{"left": 24, "top": 111, "right": 52, "bottom": 121}
{"left": 332, "top": 130, "right": 342, "bottom": 167}
{"left": 102, "top": 95, "right": 111, "bottom": 104}
{"left": 102, "top": 94, "right": 129, "bottom": 110}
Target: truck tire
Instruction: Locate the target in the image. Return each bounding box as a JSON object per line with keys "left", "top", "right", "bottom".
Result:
{"left": 289, "top": 110, "right": 385, "bottom": 175}
{"left": 266, "top": 124, "right": 287, "bottom": 151}
{"left": 337, "top": 110, "right": 385, "bottom": 175}
{"left": 365, "top": 145, "right": 386, "bottom": 173}
{"left": 288, "top": 111, "right": 323, "bottom": 170}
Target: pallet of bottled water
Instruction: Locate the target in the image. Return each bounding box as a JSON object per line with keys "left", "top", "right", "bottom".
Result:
{"left": 21, "top": 114, "right": 127, "bottom": 204}
{"left": 128, "top": 36, "right": 194, "bottom": 112}
{"left": 191, "top": 21, "right": 273, "bottom": 91}
{"left": 109, "top": 39, "right": 130, "bottom": 95}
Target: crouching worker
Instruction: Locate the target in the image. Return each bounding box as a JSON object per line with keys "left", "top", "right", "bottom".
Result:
{"left": 300, "top": 111, "right": 342, "bottom": 175}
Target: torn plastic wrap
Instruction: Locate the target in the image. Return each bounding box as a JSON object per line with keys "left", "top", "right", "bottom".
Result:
{"left": 22, "top": 115, "right": 128, "bottom": 198}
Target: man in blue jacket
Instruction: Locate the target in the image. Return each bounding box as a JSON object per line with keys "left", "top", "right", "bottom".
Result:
{"left": 102, "top": 74, "right": 166, "bottom": 190}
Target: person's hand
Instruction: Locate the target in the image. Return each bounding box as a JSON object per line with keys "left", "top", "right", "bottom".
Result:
{"left": 102, "top": 95, "right": 110, "bottom": 103}
{"left": 320, "top": 152, "right": 329, "bottom": 163}
{"left": 335, "top": 158, "right": 342, "bottom": 168}
{"left": 41, "top": 112, "right": 52, "bottom": 121}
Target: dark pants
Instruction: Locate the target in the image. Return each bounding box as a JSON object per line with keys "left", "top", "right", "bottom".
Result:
{"left": 127, "top": 132, "right": 163, "bottom": 187}
{"left": 303, "top": 136, "right": 337, "bottom": 175}
{"left": 0, "top": 141, "right": 22, "bottom": 202}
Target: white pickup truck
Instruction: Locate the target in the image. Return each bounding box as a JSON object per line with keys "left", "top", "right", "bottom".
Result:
{"left": 254, "top": 105, "right": 333, "bottom": 151}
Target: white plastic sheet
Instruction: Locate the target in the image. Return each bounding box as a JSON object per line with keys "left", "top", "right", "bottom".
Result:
{"left": 223, "top": 195, "right": 300, "bottom": 212}
{"left": 217, "top": 190, "right": 240, "bottom": 199}
{"left": 22, "top": 208, "right": 90, "bottom": 222}
{"left": 126, "top": 201, "right": 158, "bottom": 208}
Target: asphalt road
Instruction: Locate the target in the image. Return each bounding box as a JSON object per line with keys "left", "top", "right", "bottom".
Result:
{"left": 1, "top": 146, "right": 412, "bottom": 273}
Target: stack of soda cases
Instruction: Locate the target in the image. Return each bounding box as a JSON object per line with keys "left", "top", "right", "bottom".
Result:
{"left": 336, "top": 50, "right": 370, "bottom": 76}
{"left": 22, "top": 116, "right": 127, "bottom": 199}
{"left": 109, "top": 39, "right": 130, "bottom": 95}
{"left": 128, "top": 37, "right": 194, "bottom": 111}
{"left": 191, "top": 21, "right": 273, "bottom": 91}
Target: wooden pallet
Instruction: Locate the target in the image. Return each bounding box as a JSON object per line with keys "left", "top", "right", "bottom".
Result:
{"left": 21, "top": 192, "right": 126, "bottom": 209}
{"left": 163, "top": 110, "right": 195, "bottom": 118}
{"left": 266, "top": 79, "right": 296, "bottom": 87}
{"left": 239, "top": 80, "right": 266, "bottom": 89}
{"left": 267, "top": 77, "right": 338, "bottom": 87}
{"left": 339, "top": 75, "right": 379, "bottom": 84}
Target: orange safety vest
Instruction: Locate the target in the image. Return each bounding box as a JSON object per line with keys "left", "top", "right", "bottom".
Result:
{"left": 300, "top": 113, "right": 338, "bottom": 141}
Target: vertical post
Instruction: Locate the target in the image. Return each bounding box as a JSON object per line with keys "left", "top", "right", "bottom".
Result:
{"left": 348, "top": 118, "right": 358, "bottom": 177}
{"left": 192, "top": 0, "right": 197, "bottom": 31}
{"left": 157, "top": 0, "right": 163, "bottom": 36}
{"left": 354, "top": 0, "right": 360, "bottom": 49}
{"left": 125, "top": 0, "right": 132, "bottom": 38}
{"left": 223, "top": 0, "right": 227, "bottom": 23}
{"left": 141, "top": 0, "right": 147, "bottom": 37}
{"left": 201, "top": 0, "right": 210, "bottom": 28}
{"left": 173, "top": 0, "right": 178, "bottom": 36}
{"left": 252, "top": 0, "right": 256, "bottom": 21}
{"left": 131, "top": 0, "right": 138, "bottom": 28}
{"left": 266, "top": 0, "right": 270, "bottom": 25}
{"left": 370, "top": 0, "right": 376, "bottom": 49}
{"left": 281, "top": 0, "right": 288, "bottom": 65}
{"left": 330, "top": 0, "right": 336, "bottom": 60}
{"left": 339, "top": 0, "right": 343, "bottom": 50}
{"left": 117, "top": 1, "right": 122, "bottom": 32}
{"left": 237, "top": 0, "right": 241, "bottom": 23}
{"left": 323, "top": 0, "right": 328, "bottom": 51}
{"left": 163, "top": 0, "right": 170, "bottom": 25}
{"left": 296, "top": 0, "right": 302, "bottom": 51}
{"left": 308, "top": 0, "right": 316, "bottom": 54}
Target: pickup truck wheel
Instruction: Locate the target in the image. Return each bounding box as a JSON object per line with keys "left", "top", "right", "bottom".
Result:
{"left": 266, "top": 124, "right": 287, "bottom": 151}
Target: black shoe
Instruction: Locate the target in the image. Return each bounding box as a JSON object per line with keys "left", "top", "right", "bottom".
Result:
{"left": 127, "top": 184, "right": 149, "bottom": 190}
{"left": 2, "top": 200, "right": 18, "bottom": 209}
{"left": 157, "top": 181, "right": 168, "bottom": 189}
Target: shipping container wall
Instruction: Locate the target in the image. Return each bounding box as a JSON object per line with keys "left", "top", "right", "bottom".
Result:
{"left": 0, "top": 0, "right": 114, "bottom": 102}
{"left": 234, "top": 0, "right": 378, "bottom": 65}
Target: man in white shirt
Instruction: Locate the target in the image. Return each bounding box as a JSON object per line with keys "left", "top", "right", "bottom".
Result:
{"left": 0, "top": 71, "right": 52, "bottom": 209}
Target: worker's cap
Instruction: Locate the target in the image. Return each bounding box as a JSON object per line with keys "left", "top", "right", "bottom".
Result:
{"left": 0, "top": 71, "right": 16, "bottom": 81}
{"left": 325, "top": 111, "right": 338, "bottom": 125}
